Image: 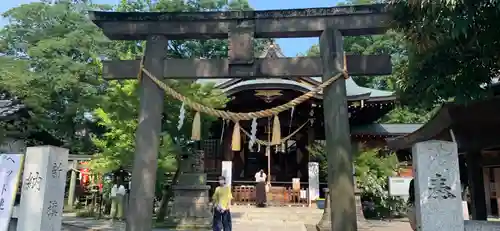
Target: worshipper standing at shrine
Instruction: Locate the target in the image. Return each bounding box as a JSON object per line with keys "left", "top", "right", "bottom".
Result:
{"left": 110, "top": 177, "right": 127, "bottom": 221}
{"left": 212, "top": 175, "right": 233, "bottom": 231}
{"left": 407, "top": 179, "right": 416, "bottom": 231}
{"left": 254, "top": 169, "right": 267, "bottom": 207}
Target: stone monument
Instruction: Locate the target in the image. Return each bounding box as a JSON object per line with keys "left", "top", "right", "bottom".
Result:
{"left": 165, "top": 150, "right": 212, "bottom": 229}
{"left": 413, "top": 140, "right": 463, "bottom": 231}
{"left": 410, "top": 140, "right": 500, "bottom": 231}
{"left": 17, "top": 146, "right": 69, "bottom": 231}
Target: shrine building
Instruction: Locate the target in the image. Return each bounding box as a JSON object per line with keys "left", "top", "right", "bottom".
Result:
{"left": 197, "top": 42, "right": 420, "bottom": 187}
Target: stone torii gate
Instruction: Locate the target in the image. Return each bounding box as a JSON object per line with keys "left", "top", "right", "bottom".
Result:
{"left": 90, "top": 4, "right": 390, "bottom": 231}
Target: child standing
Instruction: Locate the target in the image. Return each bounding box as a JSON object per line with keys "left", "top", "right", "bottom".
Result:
{"left": 212, "top": 176, "right": 232, "bottom": 231}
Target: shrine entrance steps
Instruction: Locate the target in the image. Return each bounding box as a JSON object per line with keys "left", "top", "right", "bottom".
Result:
{"left": 231, "top": 206, "right": 413, "bottom": 231}
{"left": 231, "top": 206, "right": 322, "bottom": 224}
{"left": 61, "top": 207, "right": 413, "bottom": 231}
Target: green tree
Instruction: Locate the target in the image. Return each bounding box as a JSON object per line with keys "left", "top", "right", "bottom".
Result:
{"left": 0, "top": 0, "right": 263, "bottom": 221}
{"left": 300, "top": 31, "right": 428, "bottom": 123}
{"left": 0, "top": 57, "right": 36, "bottom": 144}
{"left": 388, "top": 0, "right": 500, "bottom": 107}
{"left": 85, "top": 0, "right": 270, "bottom": 222}
{"left": 0, "top": 0, "right": 270, "bottom": 153}
{"left": 378, "top": 106, "right": 432, "bottom": 124}
{"left": 300, "top": 0, "right": 435, "bottom": 124}
{"left": 300, "top": 30, "right": 406, "bottom": 90}
{"left": 0, "top": 1, "right": 112, "bottom": 154}
{"left": 308, "top": 142, "right": 406, "bottom": 218}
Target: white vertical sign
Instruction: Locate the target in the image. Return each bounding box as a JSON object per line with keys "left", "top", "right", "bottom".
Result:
{"left": 0, "top": 154, "right": 24, "bottom": 231}
{"left": 222, "top": 161, "right": 232, "bottom": 186}
{"left": 17, "top": 146, "right": 68, "bottom": 231}
{"left": 308, "top": 162, "right": 320, "bottom": 202}
{"left": 462, "top": 201, "right": 469, "bottom": 220}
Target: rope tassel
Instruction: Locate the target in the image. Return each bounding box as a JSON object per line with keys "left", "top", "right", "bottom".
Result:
{"left": 231, "top": 121, "right": 241, "bottom": 151}
{"left": 191, "top": 111, "right": 201, "bottom": 141}
{"left": 271, "top": 115, "right": 281, "bottom": 146}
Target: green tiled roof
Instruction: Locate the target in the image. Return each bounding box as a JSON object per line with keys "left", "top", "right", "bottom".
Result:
{"left": 351, "top": 123, "right": 423, "bottom": 136}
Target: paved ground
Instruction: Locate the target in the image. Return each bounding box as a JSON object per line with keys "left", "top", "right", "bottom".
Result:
{"left": 62, "top": 206, "right": 412, "bottom": 231}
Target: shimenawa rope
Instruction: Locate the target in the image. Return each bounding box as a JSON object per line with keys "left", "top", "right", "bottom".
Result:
{"left": 139, "top": 67, "right": 346, "bottom": 121}
{"left": 136, "top": 55, "right": 347, "bottom": 148}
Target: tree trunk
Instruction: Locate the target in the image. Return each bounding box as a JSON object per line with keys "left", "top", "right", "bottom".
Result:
{"left": 156, "top": 162, "right": 181, "bottom": 222}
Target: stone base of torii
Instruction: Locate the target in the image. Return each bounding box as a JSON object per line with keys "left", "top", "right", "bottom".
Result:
{"left": 315, "top": 188, "right": 370, "bottom": 231}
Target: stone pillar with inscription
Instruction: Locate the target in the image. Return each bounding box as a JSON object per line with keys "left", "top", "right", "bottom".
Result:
{"left": 413, "top": 140, "right": 463, "bottom": 231}
{"left": 165, "top": 150, "right": 212, "bottom": 229}
{"left": 17, "top": 146, "right": 69, "bottom": 231}
{"left": 67, "top": 161, "right": 78, "bottom": 208}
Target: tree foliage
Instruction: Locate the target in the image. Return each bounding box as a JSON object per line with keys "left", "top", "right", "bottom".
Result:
{"left": 300, "top": 30, "right": 405, "bottom": 90}
{"left": 0, "top": 2, "right": 273, "bottom": 219}
{"left": 300, "top": 32, "right": 428, "bottom": 123}
{"left": 87, "top": 0, "right": 270, "bottom": 173}
{"left": 298, "top": 0, "right": 431, "bottom": 124}
{"left": 0, "top": 0, "right": 267, "bottom": 155}
{"left": 388, "top": 0, "right": 500, "bottom": 107}
{"left": 0, "top": 0, "right": 265, "bottom": 220}
{"left": 0, "top": 1, "right": 111, "bottom": 153}
{"left": 308, "top": 142, "right": 406, "bottom": 218}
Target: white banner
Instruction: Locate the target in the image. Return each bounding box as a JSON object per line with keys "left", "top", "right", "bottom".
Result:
{"left": 222, "top": 161, "right": 232, "bottom": 186}
{"left": 308, "top": 162, "right": 320, "bottom": 202}
{"left": 462, "top": 201, "right": 469, "bottom": 220}
{"left": 0, "top": 154, "right": 24, "bottom": 231}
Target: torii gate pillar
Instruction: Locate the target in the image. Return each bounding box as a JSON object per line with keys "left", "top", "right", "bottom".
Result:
{"left": 126, "top": 36, "right": 167, "bottom": 231}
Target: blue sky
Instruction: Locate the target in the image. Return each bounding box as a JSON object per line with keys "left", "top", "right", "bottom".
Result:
{"left": 0, "top": 0, "right": 340, "bottom": 56}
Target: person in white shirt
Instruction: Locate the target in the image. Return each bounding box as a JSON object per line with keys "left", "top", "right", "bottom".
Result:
{"left": 254, "top": 169, "right": 267, "bottom": 207}
{"left": 110, "top": 177, "right": 126, "bottom": 221}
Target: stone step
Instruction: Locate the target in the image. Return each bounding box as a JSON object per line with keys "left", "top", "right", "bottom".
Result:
{"left": 237, "top": 213, "right": 321, "bottom": 221}
{"left": 230, "top": 206, "right": 322, "bottom": 223}
{"left": 234, "top": 219, "right": 319, "bottom": 225}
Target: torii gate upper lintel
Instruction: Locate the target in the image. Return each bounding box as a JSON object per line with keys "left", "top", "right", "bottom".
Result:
{"left": 90, "top": 4, "right": 391, "bottom": 231}
{"left": 89, "top": 3, "right": 389, "bottom": 40}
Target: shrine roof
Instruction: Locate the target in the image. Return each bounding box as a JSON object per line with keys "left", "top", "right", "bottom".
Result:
{"left": 351, "top": 123, "right": 423, "bottom": 136}
{"left": 196, "top": 42, "right": 395, "bottom": 102}
{"left": 215, "top": 78, "right": 395, "bottom": 101}
{"left": 386, "top": 96, "right": 500, "bottom": 152}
